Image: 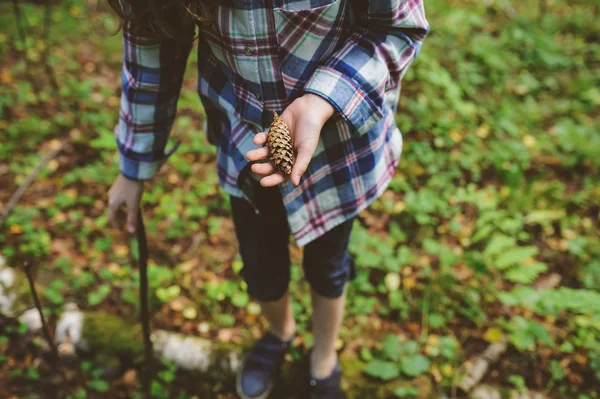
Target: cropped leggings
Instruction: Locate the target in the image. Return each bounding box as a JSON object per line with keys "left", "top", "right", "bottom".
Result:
{"left": 230, "top": 183, "right": 355, "bottom": 302}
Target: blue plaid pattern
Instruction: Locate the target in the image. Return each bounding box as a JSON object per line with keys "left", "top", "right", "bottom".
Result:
{"left": 115, "top": 0, "right": 429, "bottom": 245}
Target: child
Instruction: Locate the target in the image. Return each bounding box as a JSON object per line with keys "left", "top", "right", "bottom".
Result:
{"left": 107, "top": 1, "right": 428, "bottom": 398}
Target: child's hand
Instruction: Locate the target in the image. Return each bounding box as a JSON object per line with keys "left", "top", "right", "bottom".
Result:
{"left": 108, "top": 174, "right": 144, "bottom": 233}
{"left": 246, "top": 93, "right": 335, "bottom": 187}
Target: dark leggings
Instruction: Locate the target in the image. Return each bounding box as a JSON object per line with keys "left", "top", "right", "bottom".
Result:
{"left": 230, "top": 184, "right": 355, "bottom": 302}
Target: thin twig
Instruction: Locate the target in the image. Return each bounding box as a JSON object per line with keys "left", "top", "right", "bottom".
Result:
{"left": 0, "top": 140, "right": 65, "bottom": 228}
{"left": 23, "top": 262, "right": 60, "bottom": 363}
{"left": 41, "top": 1, "right": 60, "bottom": 96}
{"left": 11, "top": 0, "right": 40, "bottom": 95}
{"left": 136, "top": 208, "right": 152, "bottom": 399}
{"left": 538, "top": 0, "right": 548, "bottom": 21}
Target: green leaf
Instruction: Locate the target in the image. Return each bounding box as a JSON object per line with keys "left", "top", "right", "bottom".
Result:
{"left": 232, "top": 292, "right": 249, "bottom": 308}
{"left": 524, "top": 209, "right": 565, "bottom": 225}
{"left": 364, "top": 360, "right": 401, "bottom": 381}
{"left": 428, "top": 313, "right": 446, "bottom": 329}
{"left": 505, "top": 262, "right": 548, "bottom": 283}
{"left": 484, "top": 235, "right": 516, "bottom": 257}
{"left": 90, "top": 128, "right": 116, "bottom": 150}
{"left": 438, "top": 336, "right": 458, "bottom": 359}
{"left": 549, "top": 360, "right": 565, "bottom": 381}
{"left": 27, "top": 366, "right": 40, "bottom": 380}
{"left": 382, "top": 335, "right": 402, "bottom": 361}
{"left": 87, "top": 284, "right": 111, "bottom": 306}
{"left": 394, "top": 387, "right": 419, "bottom": 398}
{"left": 400, "top": 354, "right": 430, "bottom": 377}
{"left": 495, "top": 246, "right": 538, "bottom": 269}
{"left": 44, "top": 287, "right": 64, "bottom": 305}
{"left": 88, "top": 379, "right": 110, "bottom": 392}
{"left": 399, "top": 340, "right": 419, "bottom": 355}
{"left": 360, "top": 348, "right": 374, "bottom": 362}
{"left": 156, "top": 285, "right": 180, "bottom": 302}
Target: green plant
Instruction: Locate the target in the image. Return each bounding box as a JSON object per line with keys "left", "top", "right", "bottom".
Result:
{"left": 364, "top": 336, "right": 430, "bottom": 381}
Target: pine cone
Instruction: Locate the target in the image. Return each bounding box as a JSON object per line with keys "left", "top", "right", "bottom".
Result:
{"left": 267, "top": 111, "right": 294, "bottom": 175}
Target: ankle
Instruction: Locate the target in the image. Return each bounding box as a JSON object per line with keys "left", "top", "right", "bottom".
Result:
{"left": 310, "top": 350, "right": 338, "bottom": 379}
{"left": 268, "top": 321, "right": 296, "bottom": 342}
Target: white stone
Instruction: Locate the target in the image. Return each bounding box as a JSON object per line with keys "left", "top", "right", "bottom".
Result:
{"left": 19, "top": 308, "right": 43, "bottom": 331}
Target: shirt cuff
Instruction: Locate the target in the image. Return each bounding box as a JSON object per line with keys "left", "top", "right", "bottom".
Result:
{"left": 117, "top": 140, "right": 182, "bottom": 181}
{"left": 118, "top": 152, "right": 161, "bottom": 181}
{"left": 303, "top": 66, "right": 384, "bottom": 136}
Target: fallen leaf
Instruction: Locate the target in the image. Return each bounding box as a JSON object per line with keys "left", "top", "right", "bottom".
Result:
{"left": 169, "top": 297, "right": 187, "bottom": 312}
{"left": 385, "top": 273, "right": 401, "bottom": 291}
{"left": 182, "top": 306, "right": 197, "bottom": 320}
{"left": 122, "top": 369, "right": 137, "bottom": 387}
{"left": 0, "top": 69, "right": 12, "bottom": 84}
{"left": 484, "top": 327, "right": 505, "bottom": 343}
{"left": 114, "top": 245, "right": 129, "bottom": 258}
{"left": 218, "top": 328, "right": 233, "bottom": 343}
{"left": 197, "top": 322, "right": 210, "bottom": 334}
{"left": 440, "top": 363, "right": 453, "bottom": 376}
{"left": 179, "top": 258, "right": 200, "bottom": 272}
{"left": 403, "top": 277, "right": 417, "bottom": 290}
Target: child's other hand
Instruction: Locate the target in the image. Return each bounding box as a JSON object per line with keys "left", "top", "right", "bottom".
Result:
{"left": 246, "top": 93, "right": 335, "bottom": 187}
{"left": 108, "top": 174, "right": 144, "bottom": 233}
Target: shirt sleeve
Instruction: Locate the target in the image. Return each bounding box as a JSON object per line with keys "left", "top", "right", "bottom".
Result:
{"left": 303, "top": 0, "right": 429, "bottom": 136}
{"left": 115, "top": 21, "right": 194, "bottom": 181}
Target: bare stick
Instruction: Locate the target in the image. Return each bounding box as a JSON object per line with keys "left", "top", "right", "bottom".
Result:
{"left": 23, "top": 262, "right": 60, "bottom": 363}
{"left": 0, "top": 140, "right": 65, "bottom": 228}
{"left": 136, "top": 208, "right": 152, "bottom": 399}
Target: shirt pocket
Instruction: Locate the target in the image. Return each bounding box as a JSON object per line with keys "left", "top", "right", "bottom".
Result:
{"left": 273, "top": 0, "right": 347, "bottom": 97}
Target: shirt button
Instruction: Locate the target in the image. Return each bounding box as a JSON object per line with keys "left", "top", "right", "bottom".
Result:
{"left": 244, "top": 46, "right": 256, "bottom": 56}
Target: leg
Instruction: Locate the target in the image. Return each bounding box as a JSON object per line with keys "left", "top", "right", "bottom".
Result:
{"left": 230, "top": 186, "right": 296, "bottom": 340}
{"left": 303, "top": 219, "right": 356, "bottom": 379}
{"left": 259, "top": 292, "right": 296, "bottom": 341}
{"left": 310, "top": 287, "right": 347, "bottom": 378}
{"left": 230, "top": 184, "right": 296, "bottom": 398}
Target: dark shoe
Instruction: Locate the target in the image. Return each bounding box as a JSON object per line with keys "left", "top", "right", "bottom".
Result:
{"left": 236, "top": 331, "right": 292, "bottom": 399}
{"left": 307, "top": 353, "right": 344, "bottom": 399}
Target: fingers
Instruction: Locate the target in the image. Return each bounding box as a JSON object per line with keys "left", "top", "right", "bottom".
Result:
{"left": 246, "top": 146, "right": 270, "bottom": 161}
{"left": 251, "top": 162, "right": 276, "bottom": 176}
{"left": 126, "top": 200, "right": 138, "bottom": 233}
{"left": 260, "top": 173, "right": 286, "bottom": 187}
{"left": 291, "top": 146, "right": 312, "bottom": 186}
{"left": 253, "top": 132, "right": 267, "bottom": 145}
{"left": 108, "top": 200, "right": 118, "bottom": 228}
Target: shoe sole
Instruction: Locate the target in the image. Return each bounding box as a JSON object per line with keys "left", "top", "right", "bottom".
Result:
{"left": 235, "top": 353, "right": 275, "bottom": 399}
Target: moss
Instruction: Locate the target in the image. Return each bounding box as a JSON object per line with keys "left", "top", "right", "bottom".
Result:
{"left": 82, "top": 311, "right": 144, "bottom": 364}
{"left": 1, "top": 267, "right": 37, "bottom": 315}
{"left": 78, "top": 312, "right": 436, "bottom": 397}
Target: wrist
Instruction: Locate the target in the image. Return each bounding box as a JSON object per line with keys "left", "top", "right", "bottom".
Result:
{"left": 302, "top": 93, "right": 335, "bottom": 124}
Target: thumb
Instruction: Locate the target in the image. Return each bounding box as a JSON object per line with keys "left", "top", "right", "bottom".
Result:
{"left": 291, "top": 143, "right": 315, "bottom": 186}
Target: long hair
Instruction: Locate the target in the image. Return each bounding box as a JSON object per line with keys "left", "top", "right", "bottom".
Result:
{"left": 106, "top": 0, "right": 216, "bottom": 40}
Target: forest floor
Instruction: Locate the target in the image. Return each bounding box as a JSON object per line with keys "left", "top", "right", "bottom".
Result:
{"left": 1, "top": 1, "right": 599, "bottom": 398}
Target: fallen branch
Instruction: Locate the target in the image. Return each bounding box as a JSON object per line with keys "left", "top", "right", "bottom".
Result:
{"left": 458, "top": 274, "right": 563, "bottom": 393}
{"left": 2, "top": 257, "right": 428, "bottom": 398}
{"left": 15, "top": 305, "right": 414, "bottom": 398}
{"left": 458, "top": 339, "right": 508, "bottom": 392}
{"left": 0, "top": 139, "right": 65, "bottom": 228}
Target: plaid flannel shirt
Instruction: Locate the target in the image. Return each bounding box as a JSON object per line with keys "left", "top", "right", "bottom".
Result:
{"left": 116, "top": 0, "right": 429, "bottom": 246}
